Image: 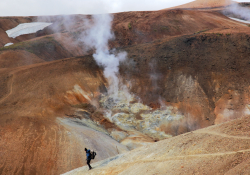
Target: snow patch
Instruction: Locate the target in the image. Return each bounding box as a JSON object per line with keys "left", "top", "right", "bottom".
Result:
{"left": 229, "top": 17, "right": 250, "bottom": 24}
{"left": 4, "top": 43, "right": 13, "bottom": 47}
{"left": 6, "top": 22, "right": 52, "bottom": 38}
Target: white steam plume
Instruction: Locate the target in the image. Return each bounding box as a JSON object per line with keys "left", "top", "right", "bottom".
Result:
{"left": 149, "top": 60, "right": 160, "bottom": 92}
{"left": 226, "top": 2, "right": 250, "bottom": 21}
{"left": 83, "top": 14, "right": 128, "bottom": 98}
{"left": 149, "top": 60, "right": 166, "bottom": 108}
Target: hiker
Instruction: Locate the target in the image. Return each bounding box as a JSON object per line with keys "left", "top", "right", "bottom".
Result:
{"left": 85, "top": 148, "right": 92, "bottom": 170}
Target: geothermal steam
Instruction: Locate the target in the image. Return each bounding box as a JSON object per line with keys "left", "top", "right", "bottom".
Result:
{"left": 83, "top": 14, "right": 129, "bottom": 99}
{"left": 226, "top": 2, "right": 250, "bottom": 21}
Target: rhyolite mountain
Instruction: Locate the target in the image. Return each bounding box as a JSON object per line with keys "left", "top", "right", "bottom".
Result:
{"left": 0, "top": 0, "right": 250, "bottom": 174}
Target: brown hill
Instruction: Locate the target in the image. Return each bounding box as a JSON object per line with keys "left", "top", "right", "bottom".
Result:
{"left": 0, "top": 56, "right": 128, "bottom": 174}
{"left": 1, "top": 9, "right": 245, "bottom": 60}
{"left": 0, "top": 17, "right": 38, "bottom": 47}
{"left": 0, "top": 5, "right": 250, "bottom": 175}
{"left": 170, "top": 0, "right": 233, "bottom": 9}
{"left": 64, "top": 115, "right": 250, "bottom": 175}
{"left": 36, "top": 9, "right": 247, "bottom": 48}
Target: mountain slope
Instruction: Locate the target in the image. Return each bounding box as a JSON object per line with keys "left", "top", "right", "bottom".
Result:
{"left": 0, "top": 5, "right": 250, "bottom": 175}
{"left": 63, "top": 115, "right": 250, "bottom": 175}
{"left": 170, "top": 0, "right": 233, "bottom": 9}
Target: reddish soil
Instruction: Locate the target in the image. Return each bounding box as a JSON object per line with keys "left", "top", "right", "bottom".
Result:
{"left": 169, "top": 0, "right": 233, "bottom": 9}
{"left": 66, "top": 116, "right": 250, "bottom": 175}
{"left": 0, "top": 3, "right": 250, "bottom": 175}
{"left": 0, "top": 16, "right": 37, "bottom": 47}
{"left": 0, "top": 50, "right": 44, "bottom": 68}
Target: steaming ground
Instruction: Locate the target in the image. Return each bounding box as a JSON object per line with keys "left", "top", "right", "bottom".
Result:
{"left": 225, "top": 2, "right": 250, "bottom": 21}
{"left": 82, "top": 14, "right": 129, "bottom": 97}
{"left": 1, "top": 1, "right": 250, "bottom": 174}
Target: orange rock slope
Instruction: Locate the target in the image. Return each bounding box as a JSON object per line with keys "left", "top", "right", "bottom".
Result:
{"left": 63, "top": 115, "right": 250, "bottom": 175}
{"left": 170, "top": 0, "right": 233, "bottom": 9}
{"left": 0, "top": 1, "right": 250, "bottom": 175}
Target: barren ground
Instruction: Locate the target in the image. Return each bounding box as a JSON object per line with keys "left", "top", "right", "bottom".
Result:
{"left": 0, "top": 1, "right": 250, "bottom": 174}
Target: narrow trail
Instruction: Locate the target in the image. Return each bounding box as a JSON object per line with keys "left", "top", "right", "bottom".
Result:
{"left": 71, "top": 130, "right": 250, "bottom": 174}
{"left": 71, "top": 148, "right": 250, "bottom": 174}
{"left": 144, "top": 149, "right": 250, "bottom": 162}
{"left": 63, "top": 127, "right": 250, "bottom": 174}
{"left": 128, "top": 148, "right": 250, "bottom": 164}
{"left": 0, "top": 59, "right": 66, "bottom": 104}
{"left": 0, "top": 73, "right": 14, "bottom": 104}
{"left": 194, "top": 129, "right": 250, "bottom": 140}
{"left": 93, "top": 130, "right": 250, "bottom": 171}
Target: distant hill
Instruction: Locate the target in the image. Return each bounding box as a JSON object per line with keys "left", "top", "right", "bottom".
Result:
{"left": 1, "top": 2, "right": 250, "bottom": 175}
{"left": 169, "top": 0, "right": 233, "bottom": 9}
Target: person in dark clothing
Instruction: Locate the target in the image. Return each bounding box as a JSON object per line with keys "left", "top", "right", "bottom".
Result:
{"left": 85, "top": 148, "right": 92, "bottom": 170}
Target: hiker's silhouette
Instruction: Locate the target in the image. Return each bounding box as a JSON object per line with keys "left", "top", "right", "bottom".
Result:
{"left": 85, "top": 148, "right": 92, "bottom": 170}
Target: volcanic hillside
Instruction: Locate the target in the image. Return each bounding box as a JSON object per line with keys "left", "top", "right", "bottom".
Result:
{"left": 64, "top": 115, "right": 250, "bottom": 175}
{"left": 171, "top": 0, "right": 232, "bottom": 9}
{"left": 0, "top": 1, "right": 250, "bottom": 175}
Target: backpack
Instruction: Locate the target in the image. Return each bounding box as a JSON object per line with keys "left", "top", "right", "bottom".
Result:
{"left": 90, "top": 151, "right": 96, "bottom": 159}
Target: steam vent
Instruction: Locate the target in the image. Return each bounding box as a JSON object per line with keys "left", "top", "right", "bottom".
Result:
{"left": 1, "top": 0, "right": 250, "bottom": 174}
